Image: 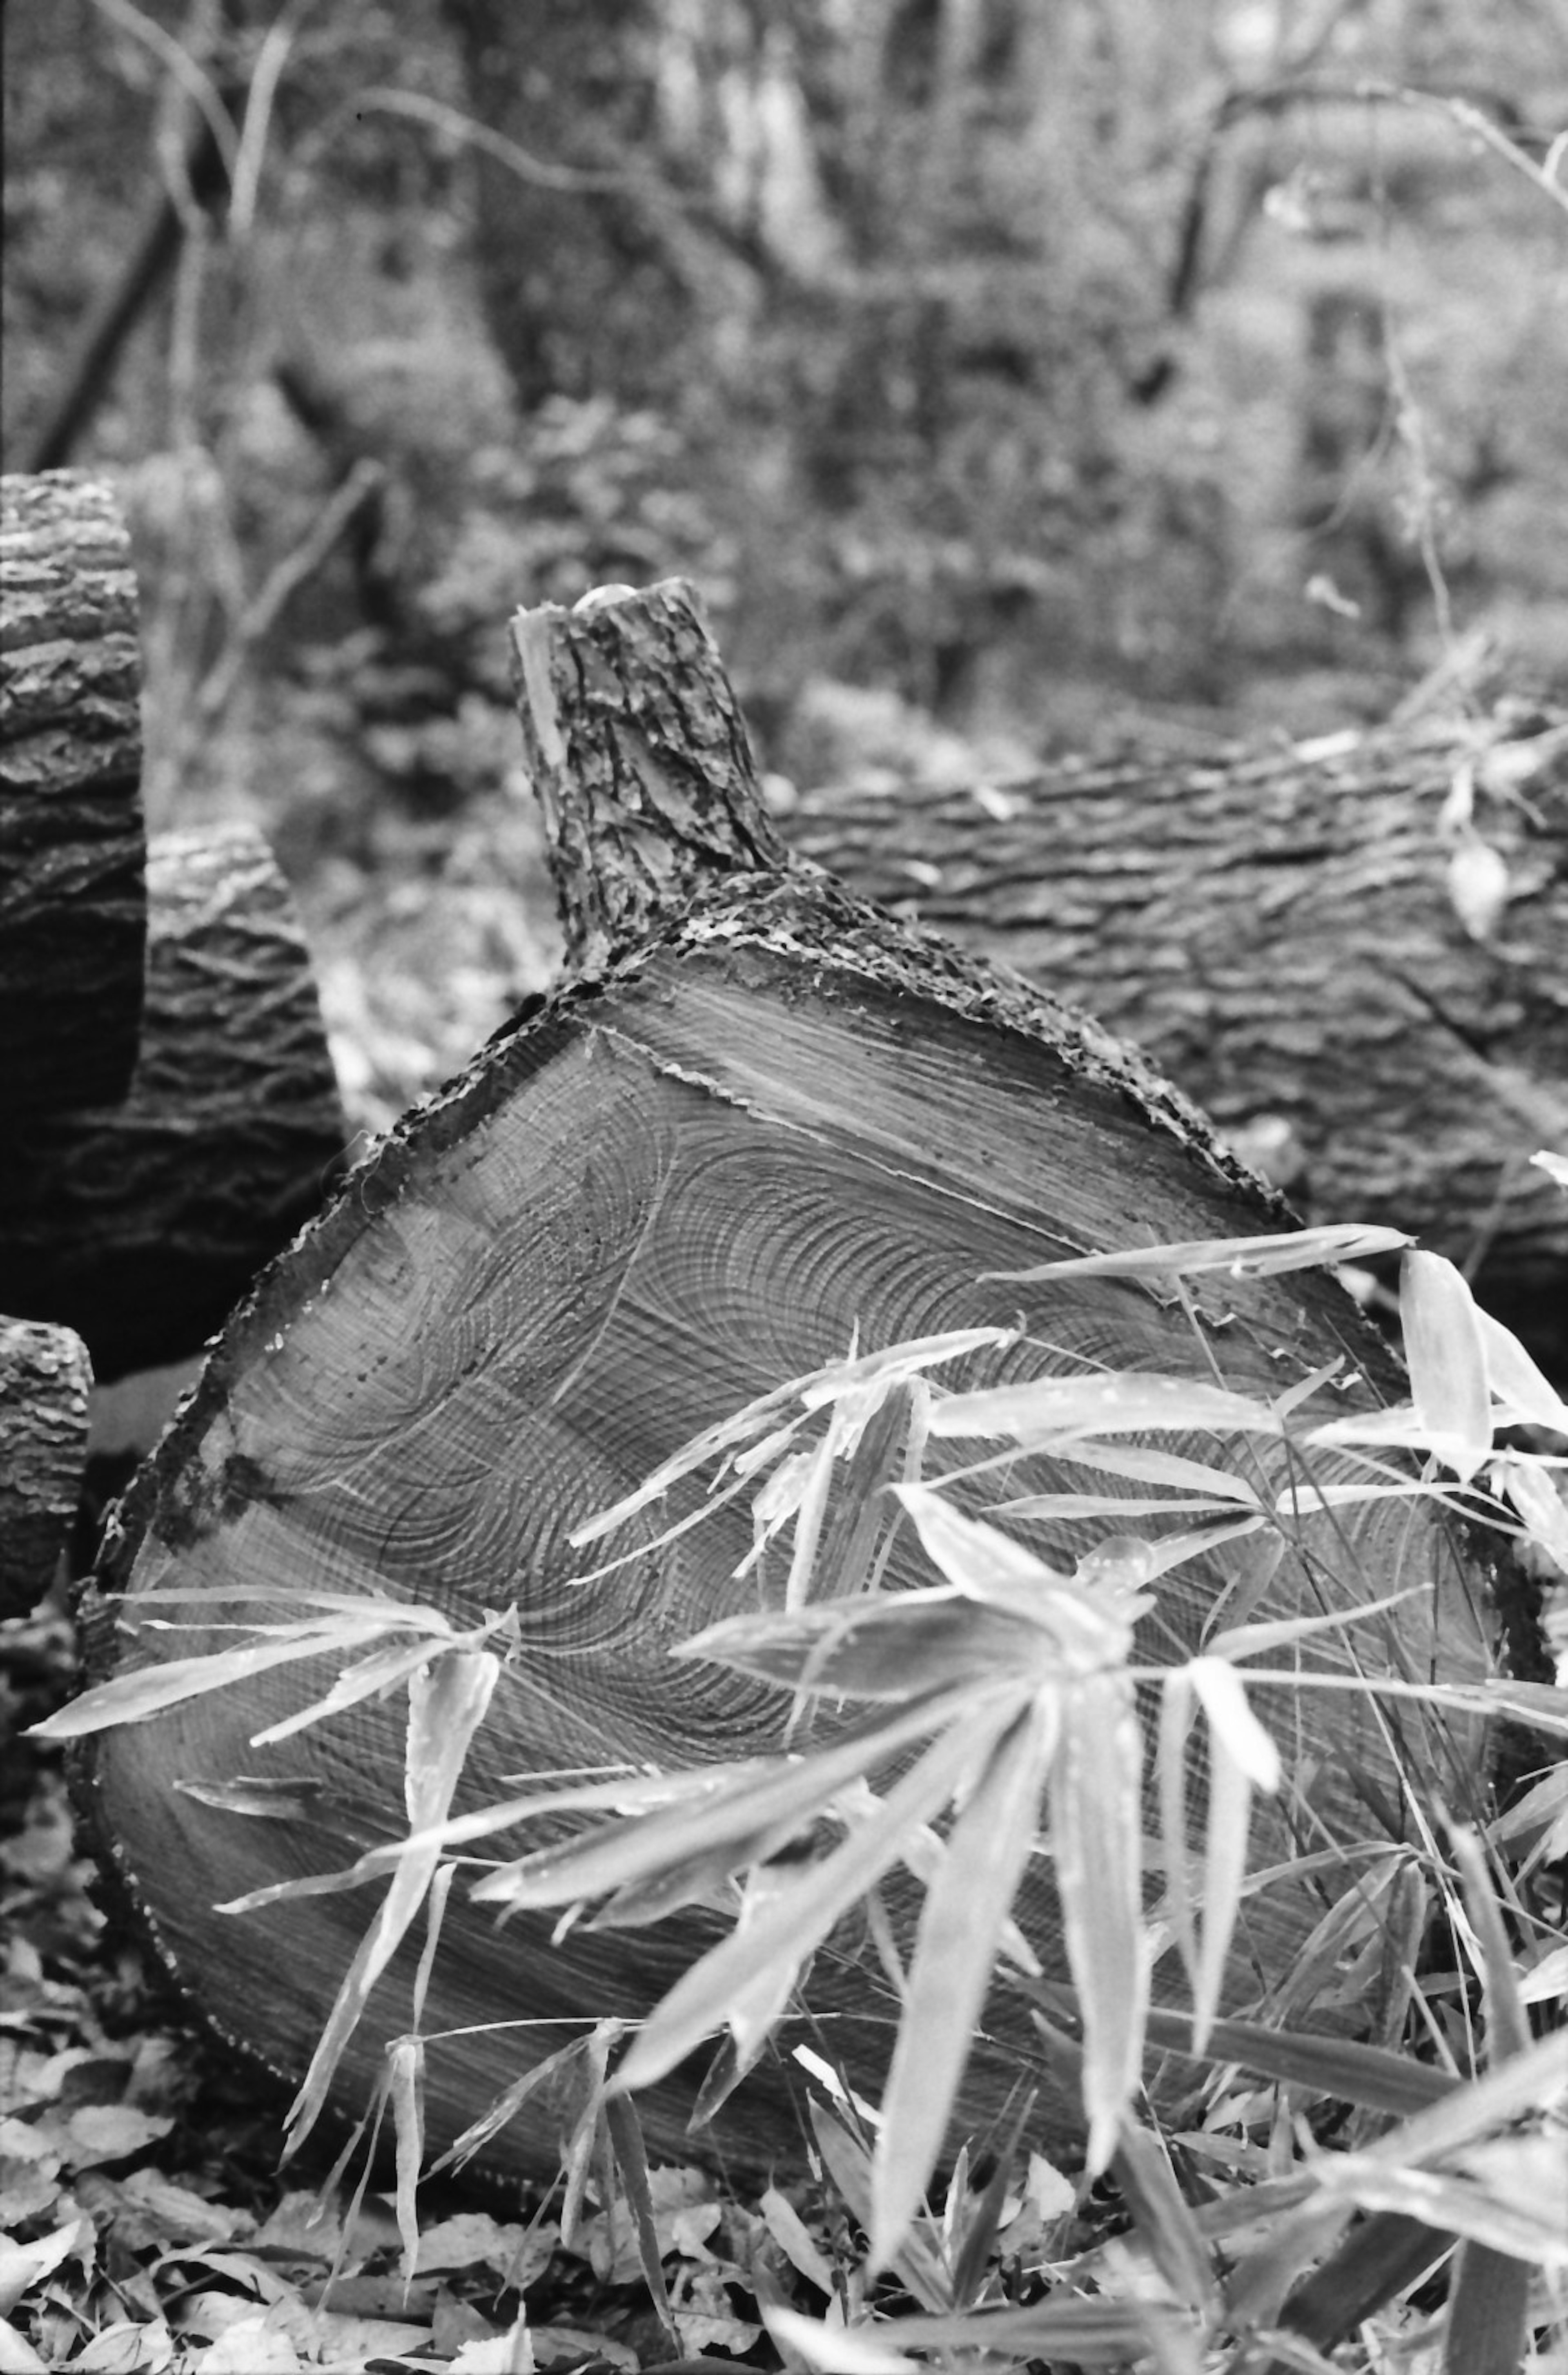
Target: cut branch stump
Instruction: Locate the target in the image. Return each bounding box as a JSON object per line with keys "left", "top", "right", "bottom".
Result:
{"left": 75, "top": 582, "right": 1506, "bottom": 2187}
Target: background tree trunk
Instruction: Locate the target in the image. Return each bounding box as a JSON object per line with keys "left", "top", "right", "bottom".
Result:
{"left": 787, "top": 708, "right": 1568, "bottom": 1371}
{"left": 74, "top": 585, "right": 1500, "bottom": 2190}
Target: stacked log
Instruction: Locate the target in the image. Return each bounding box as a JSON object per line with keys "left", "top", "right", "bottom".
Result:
{"left": 0, "top": 470, "right": 347, "bottom": 1601}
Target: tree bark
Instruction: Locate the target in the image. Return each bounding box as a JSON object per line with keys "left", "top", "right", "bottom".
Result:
{"left": 0, "top": 823, "right": 347, "bottom": 1381}
{"left": 0, "top": 470, "right": 147, "bottom": 1117}
{"left": 786, "top": 709, "right": 1568, "bottom": 1371}
{"left": 75, "top": 584, "right": 1501, "bottom": 2188}
{"left": 0, "top": 1316, "right": 92, "bottom": 1616}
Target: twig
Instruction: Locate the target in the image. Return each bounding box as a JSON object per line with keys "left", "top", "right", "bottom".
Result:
{"left": 196, "top": 458, "right": 386, "bottom": 725}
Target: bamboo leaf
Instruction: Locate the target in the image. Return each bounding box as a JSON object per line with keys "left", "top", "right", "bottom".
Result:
{"left": 896, "top": 1484, "right": 1143, "bottom": 1660}
{"left": 1474, "top": 1311, "right": 1568, "bottom": 1429}
{"left": 249, "top": 1633, "right": 460, "bottom": 1747}
{"left": 473, "top": 1685, "right": 987, "bottom": 1913}
{"left": 1016, "top": 1439, "right": 1265, "bottom": 1503}
{"left": 281, "top": 1648, "right": 498, "bottom": 2160}
{"left": 1399, "top": 1250, "right": 1494, "bottom": 1483}
{"left": 1314, "top": 2156, "right": 1568, "bottom": 2263}
{"left": 1188, "top": 1658, "right": 1281, "bottom": 1789}
{"left": 1441, "top": 2240, "right": 1531, "bottom": 2375}
{"left": 27, "top": 1617, "right": 403, "bottom": 1739}
{"left": 389, "top": 2035, "right": 424, "bottom": 2290}
{"left": 871, "top": 1695, "right": 1058, "bottom": 2268}
{"left": 1052, "top": 1672, "right": 1149, "bottom": 2171}
{"left": 1191, "top": 1702, "right": 1256, "bottom": 2055}
{"left": 614, "top": 1692, "right": 1025, "bottom": 2095}
{"left": 677, "top": 1590, "right": 1049, "bottom": 1699}
{"left": 1157, "top": 1668, "right": 1198, "bottom": 2004}
{"left": 1494, "top": 1453, "right": 1568, "bottom": 1576}
{"left": 571, "top": 1328, "right": 1013, "bottom": 1545}
{"left": 928, "top": 1371, "right": 1286, "bottom": 1445}
{"left": 981, "top": 1222, "right": 1410, "bottom": 1285}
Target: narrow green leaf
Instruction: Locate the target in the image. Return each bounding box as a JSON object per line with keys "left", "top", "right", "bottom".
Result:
{"left": 1448, "top": 1825, "right": 1531, "bottom": 2061}
{"left": 677, "top": 1590, "right": 1049, "bottom": 1700}
{"left": 27, "top": 1617, "right": 401, "bottom": 1739}
{"left": 837, "top": 2298, "right": 1179, "bottom": 2359}
{"left": 1017, "top": 1438, "right": 1264, "bottom": 1503}
{"left": 614, "top": 1691, "right": 1024, "bottom": 2095}
{"left": 570, "top": 1327, "right": 1013, "bottom": 1546}
{"left": 896, "top": 1485, "right": 1140, "bottom": 1661}
{"left": 603, "top": 2094, "right": 677, "bottom": 2347}
{"left": 762, "top": 2306, "right": 920, "bottom": 2373}
{"left": 1441, "top": 2240, "right": 1532, "bottom": 2375}
{"left": 1494, "top": 1453, "right": 1568, "bottom": 1576}
{"left": 1476, "top": 1307, "right": 1568, "bottom": 1430}
{"left": 249, "top": 1633, "right": 458, "bottom": 1747}
{"left": 1156, "top": 1668, "right": 1198, "bottom": 2005}
{"left": 389, "top": 2034, "right": 424, "bottom": 2290}
{"left": 870, "top": 1696, "right": 1058, "bottom": 2269}
{"left": 172, "top": 1775, "right": 325, "bottom": 1820}
{"left": 1314, "top": 2156, "right": 1568, "bottom": 2263}
{"left": 1399, "top": 1249, "right": 1493, "bottom": 1483}
{"left": 928, "top": 1370, "right": 1286, "bottom": 1444}
{"left": 1110, "top": 2121, "right": 1216, "bottom": 2315}
{"left": 1052, "top": 1672, "right": 1148, "bottom": 2172}
{"left": 281, "top": 1648, "right": 498, "bottom": 2160}
{"left": 980, "top": 1221, "right": 1410, "bottom": 1285}
{"left": 1192, "top": 1705, "right": 1254, "bottom": 2055}
{"left": 473, "top": 1684, "right": 986, "bottom": 1913}
{"left": 1000, "top": 1490, "right": 1246, "bottom": 1522}
{"left": 1189, "top": 1658, "right": 1280, "bottom": 1790}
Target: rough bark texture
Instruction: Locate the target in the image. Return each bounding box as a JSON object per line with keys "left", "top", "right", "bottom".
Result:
{"left": 788, "top": 710, "right": 1568, "bottom": 1371}
{"left": 77, "top": 584, "right": 1501, "bottom": 2190}
{"left": 0, "top": 1315, "right": 91, "bottom": 1616}
{"left": 0, "top": 470, "right": 147, "bottom": 1116}
{"left": 0, "top": 823, "right": 347, "bottom": 1381}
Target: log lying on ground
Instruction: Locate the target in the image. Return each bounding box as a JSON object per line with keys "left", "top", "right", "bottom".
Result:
{"left": 0, "top": 1316, "right": 92, "bottom": 1616}
{"left": 74, "top": 585, "right": 1501, "bottom": 2186}
{"left": 0, "top": 824, "right": 347, "bottom": 1381}
{"left": 787, "top": 710, "right": 1568, "bottom": 1371}
{"left": 0, "top": 470, "right": 147, "bottom": 1117}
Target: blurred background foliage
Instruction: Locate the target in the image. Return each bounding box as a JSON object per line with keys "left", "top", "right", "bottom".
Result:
{"left": 5, "top": 0, "right": 1567, "bottom": 1123}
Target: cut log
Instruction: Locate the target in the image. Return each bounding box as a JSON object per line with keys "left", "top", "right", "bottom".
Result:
{"left": 787, "top": 711, "right": 1568, "bottom": 1373}
{"left": 0, "top": 469, "right": 147, "bottom": 1116}
{"left": 0, "top": 1315, "right": 92, "bottom": 1616}
{"left": 0, "top": 823, "right": 347, "bottom": 1382}
{"left": 74, "top": 585, "right": 1502, "bottom": 2188}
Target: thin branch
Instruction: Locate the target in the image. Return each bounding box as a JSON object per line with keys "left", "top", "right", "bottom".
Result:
{"left": 196, "top": 458, "right": 386, "bottom": 725}
{"left": 91, "top": 0, "right": 240, "bottom": 187}
{"left": 229, "top": 2, "right": 310, "bottom": 241}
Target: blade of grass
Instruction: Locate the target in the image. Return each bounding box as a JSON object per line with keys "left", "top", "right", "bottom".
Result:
{"left": 1052, "top": 1671, "right": 1148, "bottom": 2171}
{"left": 870, "top": 1695, "right": 1058, "bottom": 2268}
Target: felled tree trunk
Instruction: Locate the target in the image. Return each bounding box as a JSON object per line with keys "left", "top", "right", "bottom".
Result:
{"left": 0, "top": 1316, "right": 92, "bottom": 1615}
{"left": 0, "top": 823, "right": 347, "bottom": 1382}
{"left": 75, "top": 584, "right": 1500, "bottom": 2186}
{"left": 788, "top": 713, "right": 1568, "bottom": 1371}
{"left": 0, "top": 470, "right": 147, "bottom": 1116}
